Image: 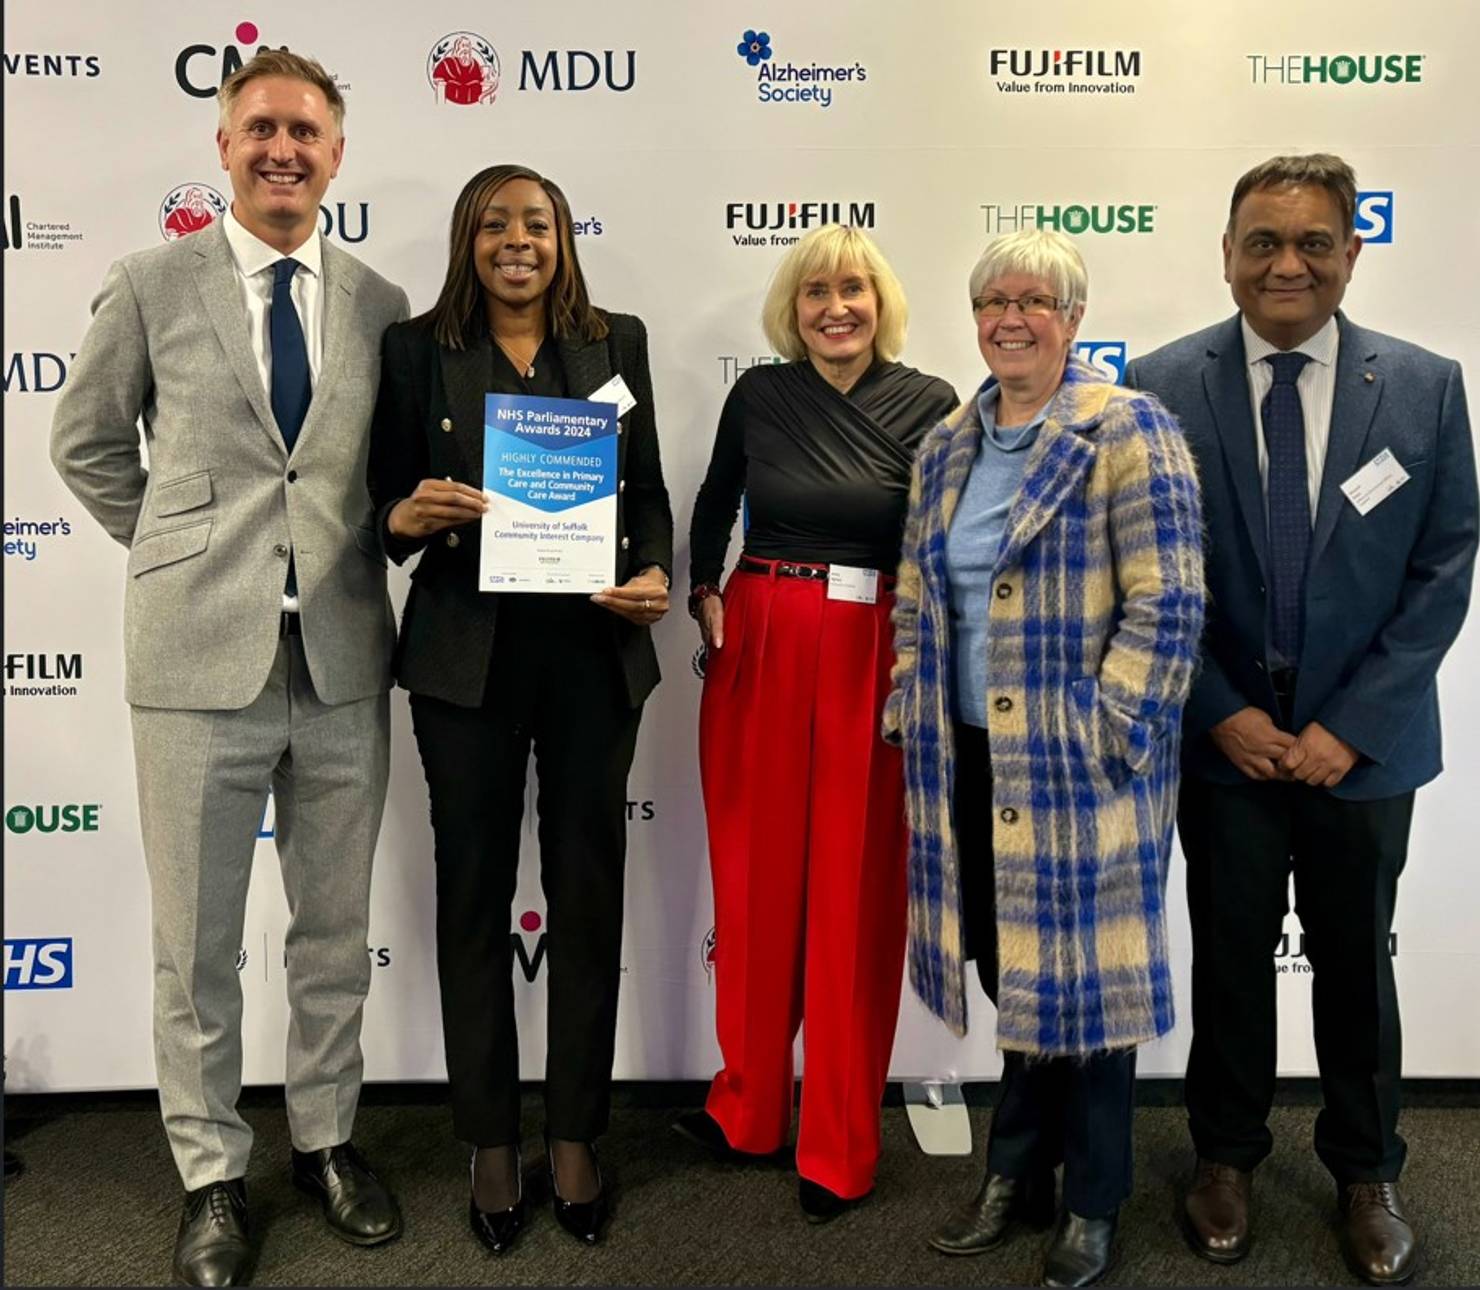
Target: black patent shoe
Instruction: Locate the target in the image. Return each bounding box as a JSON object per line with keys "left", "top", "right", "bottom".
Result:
{"left": 929, "top": 1170, "right": 1056, "bottom": 1255}
{"left": 290, "top": 1141, "right": 403, "bottom": 1246}
{"left": 547, "top": 1139, "right": 608, "bottom": 1245}
{"left": 1041, "top": 1209, "right": 1117, "bottom": 1287}
{"left": 172, "top": 1178, "right": 252, "bottom": 1286}
{"left": 468, "top": 1148, "right": 527, "bottom": 1255}
{"left": 799, "top": 1177, "right": 872, "bottom": 1224}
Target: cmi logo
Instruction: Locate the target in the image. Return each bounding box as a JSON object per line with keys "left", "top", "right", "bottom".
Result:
{"left": 1355, "top": 190, "right": 1393, "bottom": 244}
{"left": 4, "top": 938, "right": 74, "bottom": 990}
{"left": 513, "top": 910, "right": 547, "bottom": 982}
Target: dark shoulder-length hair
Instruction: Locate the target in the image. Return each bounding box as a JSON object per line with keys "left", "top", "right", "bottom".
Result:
{"left": 420, "top": 164, "right": 609, "bottom": 350}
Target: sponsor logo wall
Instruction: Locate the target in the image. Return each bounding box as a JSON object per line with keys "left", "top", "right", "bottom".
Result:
{"left": 5, "top": 1, "right": 1478, "bottom": 1089}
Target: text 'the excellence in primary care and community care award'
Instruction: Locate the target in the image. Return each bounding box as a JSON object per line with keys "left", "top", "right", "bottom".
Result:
{"left": 480, "top": 392, "right": 618, "bottom": 592}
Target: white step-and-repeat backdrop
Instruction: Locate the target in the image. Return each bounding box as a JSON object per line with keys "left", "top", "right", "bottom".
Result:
{"left": 6, "top": 2, "right": 1479, "bottom": 1091}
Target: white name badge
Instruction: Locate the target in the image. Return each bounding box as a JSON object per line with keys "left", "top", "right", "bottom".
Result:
{"left": 827, "top": 564, "right": 878, "bottom": 604}
{"left": 1340, "top": 448, "right": 1411, "bottom": 517}
{"left": 587, "top": 374, "right": 636, "bottom": 418}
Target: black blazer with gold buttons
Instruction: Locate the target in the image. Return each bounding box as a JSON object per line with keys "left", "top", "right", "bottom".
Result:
{"left": 368, "top": 311, "right": 673, "bottom": 709}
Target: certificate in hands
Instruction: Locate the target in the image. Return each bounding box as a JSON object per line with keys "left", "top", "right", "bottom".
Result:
{"left": 480, "top": 393, "right": 619, "bottom": 592}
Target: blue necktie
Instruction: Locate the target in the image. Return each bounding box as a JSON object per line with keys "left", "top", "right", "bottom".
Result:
{"left": 1263, "top": 351, "right": 1312, "bottom": 665}
{"left": 270, "top": 258, "right": 311, "bottom": 452}
{"left": 270, "top": 259, "right": 310, "bottom": 596}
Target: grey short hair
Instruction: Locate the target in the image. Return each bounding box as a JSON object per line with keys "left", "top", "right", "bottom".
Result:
{"left": 967, "top": 228, "right": 1088, "bottom": 315}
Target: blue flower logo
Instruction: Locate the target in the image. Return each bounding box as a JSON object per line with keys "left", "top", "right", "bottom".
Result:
{"left": 737, "top": 30, "right": 772, "bottom": 66}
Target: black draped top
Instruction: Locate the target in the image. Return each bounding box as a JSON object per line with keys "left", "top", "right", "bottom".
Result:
{"left": 688, "top": 359, "right": 957, "bottom": 587}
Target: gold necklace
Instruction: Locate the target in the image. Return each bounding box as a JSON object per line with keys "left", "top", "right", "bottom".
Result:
{"left": 493, "top": 333, "right": 538, "bottom": 380}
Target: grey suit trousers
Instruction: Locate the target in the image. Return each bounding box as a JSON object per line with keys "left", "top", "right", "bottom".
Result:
{"left": 131, "top": 635, "right": 389, "bottom": 1190}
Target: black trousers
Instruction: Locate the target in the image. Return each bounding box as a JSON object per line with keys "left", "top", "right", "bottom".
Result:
{"left": 1178, "top": 774, "right": 1413, "bottom": 1184}
{"left": 955, "top": 723, "right": 1136, "bottom": 1219}
{"left": 408, "top": 595, "right": 642, "bottom": 1148}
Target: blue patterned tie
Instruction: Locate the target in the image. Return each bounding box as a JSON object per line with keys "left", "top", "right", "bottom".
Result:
{"left": 1263, "top": 351, "right": 1312, "bottom": 665}
{"left": 270, "top": 258, "right": 310, "bottom": 595}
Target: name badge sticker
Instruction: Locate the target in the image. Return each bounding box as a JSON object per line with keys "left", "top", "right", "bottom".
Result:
{"left": 1340, "top": 448, "right": 1411, "bottom": 517}
{"left": 827, "top": 564, "right": 878, "bottom": 604}
{"left": 587, "top": 374, "right": 636, "bottom": 418}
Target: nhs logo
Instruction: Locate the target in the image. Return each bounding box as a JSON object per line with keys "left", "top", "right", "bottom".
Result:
{"left": 1355, "top": 191, "right": 1393, "bottom": 244}
{"left": 1075, "top": 340, "right": 1127, "bottom": 383}
{"left": 4, "top": 937, "right": 74, "bottom": 990}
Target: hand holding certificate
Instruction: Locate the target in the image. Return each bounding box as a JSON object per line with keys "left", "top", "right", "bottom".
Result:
{"left": 481, "top": 392, "right": 618, "bottom": 592}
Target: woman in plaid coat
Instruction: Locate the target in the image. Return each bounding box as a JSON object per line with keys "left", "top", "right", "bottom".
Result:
{"left": 883, "top": 229, "right": 1205, "bottom": 1286}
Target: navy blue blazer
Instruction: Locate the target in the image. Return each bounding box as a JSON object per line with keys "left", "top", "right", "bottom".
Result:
{"left": 1126, "top": 313, "right": 1477, "bottom": 800}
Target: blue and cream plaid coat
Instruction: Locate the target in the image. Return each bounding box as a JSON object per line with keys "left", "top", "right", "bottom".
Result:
{"left": 882, "top": 357, "right": 1205, "bottom": 1055}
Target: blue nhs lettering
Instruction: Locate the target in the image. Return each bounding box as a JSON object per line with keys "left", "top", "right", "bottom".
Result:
{"left": 4, "top": 938, "right": 74, "bottom": 990}
{"left": 1075, "top": 341, "right": 1127, "bottom": 383}
{"left": 1354, "top": 191, "right": 1393, "bottom": 244}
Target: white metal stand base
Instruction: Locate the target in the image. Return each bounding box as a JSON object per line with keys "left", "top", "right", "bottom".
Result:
{"left": 902, "top": 1080, "right": 973, "bottom": 1155}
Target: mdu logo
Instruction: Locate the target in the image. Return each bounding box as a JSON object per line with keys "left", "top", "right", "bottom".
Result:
{"left": 1075, "top": 341, "right": 1127, "bottom": 383}
{"left": 4, "top": 938, "right": 74, "bottom": 990}
{"left": 1355, "top": 190, "right": 1393, "bottom": 244}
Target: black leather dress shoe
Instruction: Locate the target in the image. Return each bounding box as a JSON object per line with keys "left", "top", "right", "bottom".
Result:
{"left": 1041, "top": 1209, "right": 1117, "bottom": 1287}
{"left": 672, "top": 1110, "right": 792, "bottom": 1165}
{"left": 290, "top": 1142, "right": 402, "bottom": 1246}
{"left": 929, "top": 1170, "right": 1056, "bottom": 1255}
{"left": 799, "top": 1177, "right": 872, "bottom": 1224}
{"left": 468, "top": 1149, "right": 527, "bottom": 1255}
{"left": 172, "top": 1178, "right": 252, "bottom": 1287}
{"left": 548, "top": 1140, "right": 608, "bottom": 1245}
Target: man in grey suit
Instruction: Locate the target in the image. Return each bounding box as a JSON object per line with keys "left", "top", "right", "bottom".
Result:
{"left": 51, "top": 51, "right": 409, "bottom": 1286}
{"left": 1127, "top": 154, "right": 1477, "bottom": 1286}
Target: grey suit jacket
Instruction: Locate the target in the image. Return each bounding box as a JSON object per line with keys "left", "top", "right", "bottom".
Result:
{"left": 51, "top": 221, "right": 410, "bottom": 710}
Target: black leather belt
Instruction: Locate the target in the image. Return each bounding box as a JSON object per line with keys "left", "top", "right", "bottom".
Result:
{"left": 736, "top": 554, "right": 896, "bottom": 588}
{"left": 280, "top": 612, "right": 301, "bottom": 638}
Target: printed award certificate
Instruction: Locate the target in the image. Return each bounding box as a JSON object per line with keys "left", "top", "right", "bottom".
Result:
{"left": 480, "top": 392, "right": 619, "bottom": 592}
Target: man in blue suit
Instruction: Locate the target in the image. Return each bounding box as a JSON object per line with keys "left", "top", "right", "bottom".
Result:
{"left": 1127, "top": 154, "right": 1477, "bottom": 1287}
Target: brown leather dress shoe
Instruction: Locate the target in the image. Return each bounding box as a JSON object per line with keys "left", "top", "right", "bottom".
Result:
{"left": 1341, "top": 1182, "right": 1417, "bottom": 1285}
{"left": 1183, "top": 1158, "right": 1252, "bottom": 1263}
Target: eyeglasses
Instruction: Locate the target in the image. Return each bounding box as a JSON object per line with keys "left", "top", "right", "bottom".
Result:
{"left": 971, "top": 293, "right": 1066, "bottom": 317}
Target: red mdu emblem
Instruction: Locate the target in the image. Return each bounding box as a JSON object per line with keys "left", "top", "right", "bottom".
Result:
{"left": 160, "top": 184, "right": 227, "bottom": 241}
{"left": 428, "top": 32, "right": 500, "bottom": 106}
{"left": 701, "top": 926, "right": 718, "bottom": 982}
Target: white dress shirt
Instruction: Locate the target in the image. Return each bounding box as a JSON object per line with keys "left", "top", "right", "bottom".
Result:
{"left": 1242, "top": 314, "right": 1340, "bottom": 519}
{"left": 221, "top": 208, "right": 325, "bottom": 610}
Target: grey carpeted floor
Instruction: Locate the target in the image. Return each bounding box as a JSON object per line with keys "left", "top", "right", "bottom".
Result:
{"left": 4, "top": 1090, "right": 1478, "bottom": 1287}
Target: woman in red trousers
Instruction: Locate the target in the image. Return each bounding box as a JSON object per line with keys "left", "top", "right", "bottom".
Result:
{"left": 678, "top": 224, "right": 956, "bottom": 1220}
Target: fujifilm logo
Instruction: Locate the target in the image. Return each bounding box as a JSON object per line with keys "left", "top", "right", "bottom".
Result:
{"left": 4, "top": 651, "right": 82, "bottom": 697}
{"left": 726, "top": 201, "right": 876, "bottom": 248}
{"left": 988, "top": 48, "right": 1141, "bottom": 95}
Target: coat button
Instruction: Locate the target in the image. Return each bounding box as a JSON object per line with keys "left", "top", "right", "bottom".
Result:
{"left": 447, "top": 532, "right": 461, "bottom": 548}
{"left": 273, "top": 543, "right": 289, "bottom": 558}
{"left": 440, "top": 418, "right": 452, "bottom": 432}
{"left": 999, "top": 807, "right": 1018, "bottom": 824}
{"left": 286, "top": 470, "right": 298, "bottom": 483}
{"left": 621, "top": 536, "right": 630, "bottom": 550}
{"left": 995, "top": 583, "right": 1012, "bottom": 599}
{"left": 619, "top": 479, "right": 626, "bottom": 494}
{"left": 994, "top": 696, "right": 1012, "bottom": 713}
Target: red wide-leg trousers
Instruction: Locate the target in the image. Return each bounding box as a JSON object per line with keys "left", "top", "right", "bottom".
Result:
{"left": 698, "top": 561, "right": 908, "bottom": 1199}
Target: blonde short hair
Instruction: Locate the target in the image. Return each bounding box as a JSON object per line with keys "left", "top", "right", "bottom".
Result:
{"left": 218, "top": 51, "right": 345, "bottom": 132}
{"left": 967, "top": 227, "right": 1088, "bottom": 316}
{"left": 761, "top": 225, "right": 909, "bottom": 362}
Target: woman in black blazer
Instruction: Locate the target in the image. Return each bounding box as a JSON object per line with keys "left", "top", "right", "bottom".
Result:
{"left": 369, "top": 164, "right": 672, "bottom": 1252}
